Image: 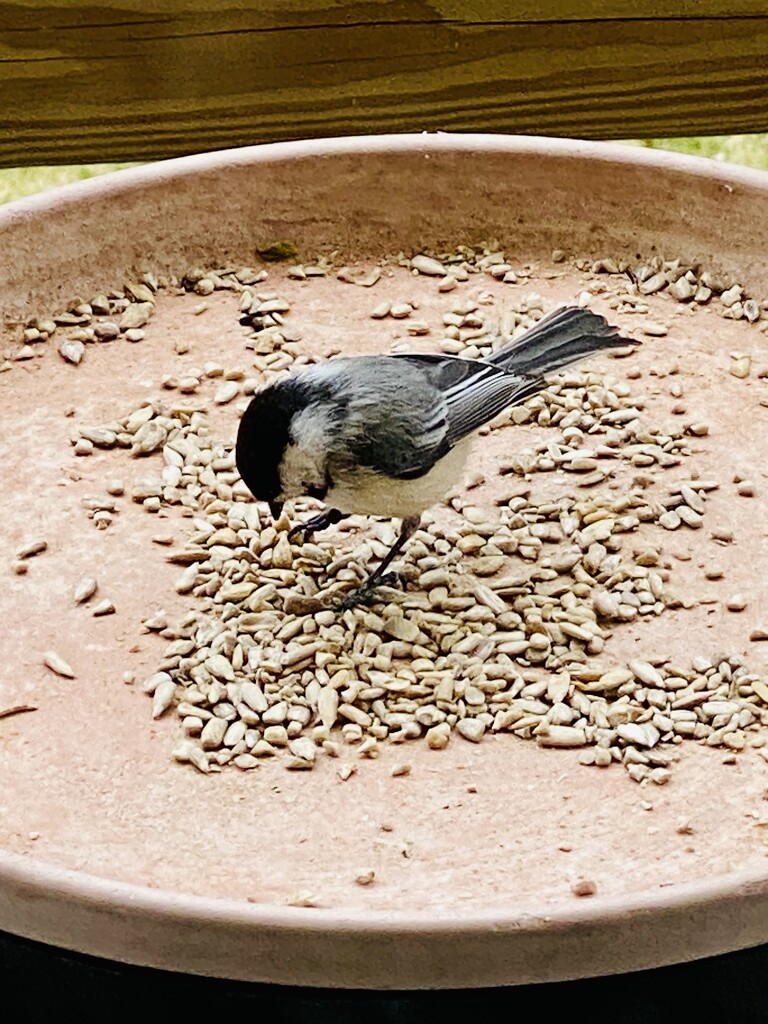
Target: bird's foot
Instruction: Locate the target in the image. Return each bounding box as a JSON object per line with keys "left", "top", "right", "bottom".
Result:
{"left": 335, "top": 571, "right": 405, "bottom": 612}
{"left": 287, "top": 508, "right": 345, "bottom": 543}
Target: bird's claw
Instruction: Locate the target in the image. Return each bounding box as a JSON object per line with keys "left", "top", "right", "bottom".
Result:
{"left": 287, "top": 509, "right": 345, "bottom": 544}
{"left": 335, "top": 571, "right": 406, "bottom": 612}
{"left": 377, "top": 571, "right": 405, "bottom": 589}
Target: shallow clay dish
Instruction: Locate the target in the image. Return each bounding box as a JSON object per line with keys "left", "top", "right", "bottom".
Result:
{"left": 3, "top": 135, "right": 768, "bottom": 989}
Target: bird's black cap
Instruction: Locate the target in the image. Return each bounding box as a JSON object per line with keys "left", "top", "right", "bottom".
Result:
{"left": 235, "top": 379, "right": 309, "bottom": 508}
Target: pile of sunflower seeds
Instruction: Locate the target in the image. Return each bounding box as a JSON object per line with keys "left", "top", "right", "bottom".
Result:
{"left": 6, "top": 236, "right": 768, "bottom": 371}
{"left": 74, "top": 353, "right": 768, "bottom": 782}
{"left": 14, "top": 245, "right": 762, "bottom": 783}
{"left": 400, "top": 247, "right": 768, "bottom": 326}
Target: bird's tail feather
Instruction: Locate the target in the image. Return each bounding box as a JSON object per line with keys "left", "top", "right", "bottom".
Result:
{"left": 489, "top": 306, "right": 636, "bottom": 377}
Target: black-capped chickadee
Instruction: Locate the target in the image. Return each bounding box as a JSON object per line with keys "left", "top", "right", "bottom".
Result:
{"left": 236, "top": 306, "right": 636, "bottom": 607}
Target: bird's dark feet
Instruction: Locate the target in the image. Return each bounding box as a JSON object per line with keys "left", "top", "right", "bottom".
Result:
{"left": 288, "top": 508, "right": 346, "bottom": 543}
{"left": 335, "top": 571, "right": 406, "bottom": 612}
{"left": 377, "top": 571, "right": 405, "bottom": 590}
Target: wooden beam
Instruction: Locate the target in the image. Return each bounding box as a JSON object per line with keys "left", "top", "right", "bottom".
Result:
{"left": 2, "top": 2, "right": 768, "bottom": 166}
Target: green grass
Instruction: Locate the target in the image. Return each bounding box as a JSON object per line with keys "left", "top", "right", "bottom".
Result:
{"left": 2, "top": 136, "right": 768, "bottom": 205}
{"left": 0, "top": 163, "right": 134, "bottom": 204}
{"left": 628, "top": 134, "right": 768, "bottom": 169}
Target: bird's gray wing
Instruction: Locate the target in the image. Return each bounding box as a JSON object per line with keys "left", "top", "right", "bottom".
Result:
{"left": 307, "top": 353, "right": 541, "bottom": 483}
{"left": 312, "top": 356, "right": 452, "bottom": 481}
{"left": 391, "top": 353, "right": 544, "bottom": 446}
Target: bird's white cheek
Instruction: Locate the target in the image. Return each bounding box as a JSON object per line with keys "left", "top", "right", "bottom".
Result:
{"left": 279, "top": 405, "right": 336, "bottom": 499}
{"left": 278, "top": 444, "right": 325, "bottom": 499}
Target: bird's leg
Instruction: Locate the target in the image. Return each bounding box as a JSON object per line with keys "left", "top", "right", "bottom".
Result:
{"left": 337, "top": 516, "right": 420, "bottom": 611}
{"left": 367, "top": 516, "right": 420, "bottom": 583}
{"left": 288, "top": 507, "right": 347, "bottom": 543}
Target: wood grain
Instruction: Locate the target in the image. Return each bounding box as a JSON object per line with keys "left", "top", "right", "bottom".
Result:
{"left": 2, "top": 2, "right": 768, "bottom": 166}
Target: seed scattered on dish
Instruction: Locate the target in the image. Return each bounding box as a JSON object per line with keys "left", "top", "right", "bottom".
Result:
{"left": 74, "top": 577, "right": 98, "bottom": 604}
{"left": 16, "top": 539, "right": 47, "bottom": 559}
{"left": 571, "top": 877, "right": 597, "bottom": 897}
{"left": 43, "top": 651, "right": 75, "bottom": 679}
{"left": 0, "top": 705, "right": 37, "bottom": 720}
{"left": 9, "top": 245, "right": 768, "bottom": 788}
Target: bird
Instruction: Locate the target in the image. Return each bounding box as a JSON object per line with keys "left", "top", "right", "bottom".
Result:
{"left": 236, "top": 305, "right": 637, "bottom": 608}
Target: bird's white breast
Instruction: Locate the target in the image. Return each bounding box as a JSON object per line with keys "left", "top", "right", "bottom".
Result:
{"left": 324, "top": 436, "right": 473, "bottom": 519}
{"left": 279, "top": 398, "right": 473, "bottom": 519}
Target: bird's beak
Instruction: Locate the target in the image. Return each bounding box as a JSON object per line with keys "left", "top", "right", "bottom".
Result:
{"left": 269, "top": 500, "right": 284, "bottom": 521}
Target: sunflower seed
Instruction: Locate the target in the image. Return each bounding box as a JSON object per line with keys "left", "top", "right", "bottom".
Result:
{"left": 457, "top": 718, "right": 486, "bottom": 742}
{"left": 43, "top": 651, "right": 75, "bottom": 678}
{"left": 152, "top": 679, "right": 176, "bottom": 718}
{"left": 616, "top": 723, "right": 660, "bottom": 748}
{"left": 729, "top": 356, "right": 751, "bottom": 379}
{"left": 58, "top": 339, "right": 85, "bottom": 365}
{"left": 317, "top": 686, "right": 339, "bottom": 727}
{"left": 214, "top": 381, "right": 240, "bottom": 405}
{"left": 426, "top": 723, "right": 450, "bottom": 749}
{"left": 16, "top": 539, "right": 47, "bottom": 559}
{"left": 571, "top": 878, "right": 597, "bottom": 897}
{"left": 536, "top": 725, "right": 587, "bottom": 747}
{"left": 411, "top": 255, "right": 446, "bottom": 276}
{"left": 288, "top": 737, "right": 317, "bottom": 764}
{"left": 201, "top": 717, "right": 228, "bottom": 749}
